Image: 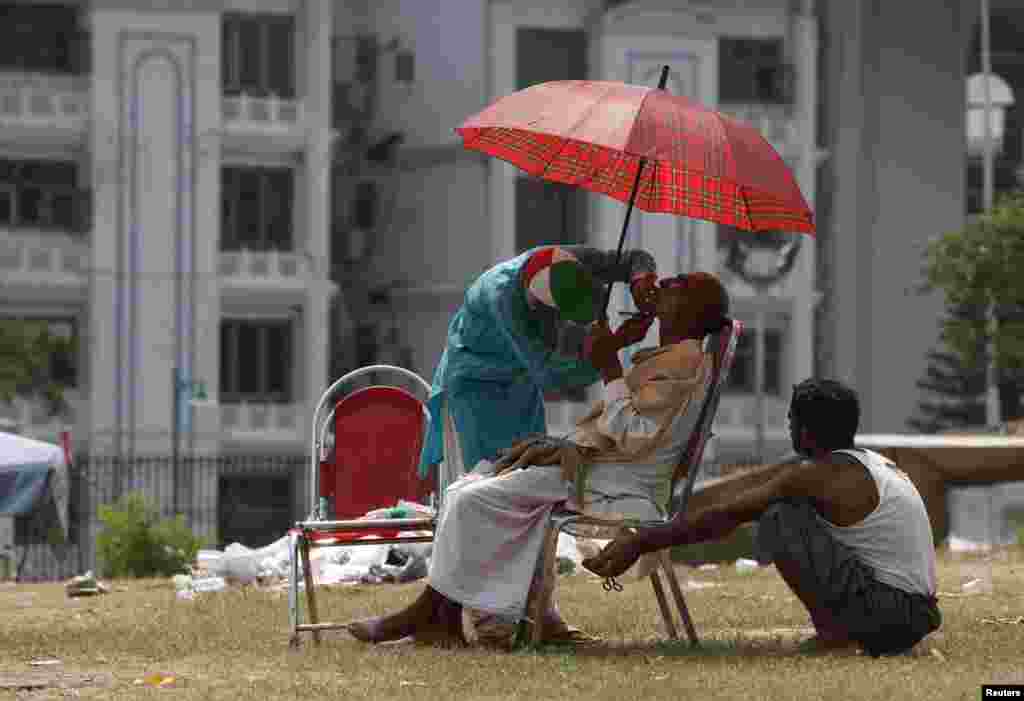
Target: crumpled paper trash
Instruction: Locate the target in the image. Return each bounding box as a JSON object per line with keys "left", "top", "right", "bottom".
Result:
{"left": 184, "top": 501, "right": 441, "bottom": 590}
{"left": 173, "top": 574, "right": 227, "bottom": 600}
{"left": 65, "top": 571, "right": 109, "bottom": 597}
{"left": 134, "top": 673, "right": 177, "bottom": 688}
{"left": 197, "top": 536, "right": 293, "bottom": 584}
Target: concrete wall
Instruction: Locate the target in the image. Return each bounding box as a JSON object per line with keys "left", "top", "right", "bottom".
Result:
{"left": 88, "top": 7, "right": 222, "bottom": 456}
{"left": 349, "top": 0, "right": 491, "bottom": 379}
{"left": 345, "top": 0, "right": 973, "bottom": 437}
{"left": 822, "top": 0, "right": 969, "bottom": 432}
{"left": 85, "top": 1, "right": 335, "bottom": 457}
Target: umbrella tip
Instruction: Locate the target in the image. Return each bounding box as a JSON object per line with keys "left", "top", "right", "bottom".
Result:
{"left": 657, "top": 66, "right": 669, "bottom": 90}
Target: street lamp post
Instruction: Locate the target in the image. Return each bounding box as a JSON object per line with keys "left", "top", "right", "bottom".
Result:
{"left": 980, "top": 0, "right": 1000, "bottom": 430}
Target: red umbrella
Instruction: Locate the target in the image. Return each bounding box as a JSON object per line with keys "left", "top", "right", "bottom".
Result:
{"left": 456, "top": 67, "right": 815, "bottom": 314}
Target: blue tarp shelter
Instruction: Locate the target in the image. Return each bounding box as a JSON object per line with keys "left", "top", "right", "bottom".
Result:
{"left": 0, "top": 431, "right": 70, "bottom": 576}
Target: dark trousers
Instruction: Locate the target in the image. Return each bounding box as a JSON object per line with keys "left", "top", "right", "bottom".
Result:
{"left": 757, "top": 499, "right": 942, "bottom": 657}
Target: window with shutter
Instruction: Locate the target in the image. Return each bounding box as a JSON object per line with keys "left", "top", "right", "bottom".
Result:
{"left": 221, "top": 166, "right": 294, "bottom": 250}
{"left": 220, "top": 319, "right": 294, "bottom": 403}
{"left": 222, "top": 13, "right": 296, "bottom": 98}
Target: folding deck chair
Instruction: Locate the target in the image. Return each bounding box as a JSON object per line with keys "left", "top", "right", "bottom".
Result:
{"left": 520, "top": 319, "right": 743, "bottom": 647}
{"left": 288, "top": 364, "right": 440, "bottom": 647}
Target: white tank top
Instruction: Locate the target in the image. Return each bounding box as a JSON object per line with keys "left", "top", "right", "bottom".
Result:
{"left": 817, "top": 448, "right": 937, "bottom": 597}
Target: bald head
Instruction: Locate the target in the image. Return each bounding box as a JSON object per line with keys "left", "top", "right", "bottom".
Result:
{"left": 656, "top": 272, "right": 730, "bottom": 340}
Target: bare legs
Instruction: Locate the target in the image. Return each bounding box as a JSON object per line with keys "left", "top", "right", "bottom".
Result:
{"left": 772, "top": 555, "right": 856, "bottom": 649}
{"left": 347, "top": 586, "right": 466, "bottom": 646}
{"left": 758, "top": 501, "right": 859, "bottom": 651}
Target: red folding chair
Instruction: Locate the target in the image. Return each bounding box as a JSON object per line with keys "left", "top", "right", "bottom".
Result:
{"left": 288, "top": 365, "right": 439, "bottom": 647}
{"left": 519, "top": 319, "right": 743, "bottom": 647}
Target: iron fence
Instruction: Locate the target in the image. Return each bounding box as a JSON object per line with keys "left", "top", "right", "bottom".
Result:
{"left": 11, "top": 451, "right": 781, "bottom": 582}
{"left": 13, "top": 453, "right": 309, "bottom": 582}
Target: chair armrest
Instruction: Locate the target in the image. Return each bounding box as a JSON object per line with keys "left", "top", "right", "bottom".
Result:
{"left": 296, "top": 517, "right": 435, "bottom": 532}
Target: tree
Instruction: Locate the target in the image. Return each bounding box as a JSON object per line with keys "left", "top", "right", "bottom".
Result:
{"left": 909, "top": 303, "right": 1024, "bottom": 433}
{"left": 919, "top": 192, "right": 1024, "bottom": 425}
{"left": 0, "top": 319, "right": 75, "bottom": 416}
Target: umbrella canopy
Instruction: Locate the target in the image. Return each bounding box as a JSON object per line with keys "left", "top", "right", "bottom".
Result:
{"left": 457, "top": 79, "right": 814, "bottom": 235}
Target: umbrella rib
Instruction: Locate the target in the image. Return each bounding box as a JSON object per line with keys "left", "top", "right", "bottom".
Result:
{"left": 620, "top": 86, "right": 657, "bottom": 161}
{"left": 535, "top": 83, "right": 640, "bottom": 182}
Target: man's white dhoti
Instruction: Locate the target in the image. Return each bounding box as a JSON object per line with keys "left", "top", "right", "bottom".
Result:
{"left": 427, "top": 361, "right": 704, "bottom": 619}
{"left": 440, "top": 402, "right": 468, "bottom": 496}
{"left": 429, "top": 465, "right": 571, "bottom": 619}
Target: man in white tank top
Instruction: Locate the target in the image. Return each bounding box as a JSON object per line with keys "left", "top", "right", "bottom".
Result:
{"left": 584, "top": 378, "right": 942, "bottom": 657}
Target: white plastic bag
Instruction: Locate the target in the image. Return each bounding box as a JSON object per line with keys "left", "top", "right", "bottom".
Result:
{"left": 555, "top": 532, "right": 584, "bottom": 574}
{"left": 202, "top": 535, "right": 293, "bottom": 583}
{"left": 341, "top": 536, "right": 391, "bottom": 569}
{"left": 735, "top": 558, "right": 759, "bottom": 573}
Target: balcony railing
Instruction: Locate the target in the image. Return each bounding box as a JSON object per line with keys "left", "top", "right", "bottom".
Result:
{"left": 0, "top": 233, "right": 88, "bottom": 279}
{"left": 222, "top": 94, "right": 302, "bottom": 130}
{"left": 218, "top": 249, "right": 307, "bottom": 281}
{"left": 0, "top": 79, "right": 89, "bottom": 129}
{"left": 220, "top": 401, "right": 301, "bottom": 438}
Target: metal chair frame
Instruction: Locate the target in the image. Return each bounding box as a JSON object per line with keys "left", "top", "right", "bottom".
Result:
{"left": 288, "top": 365, "right": 439, "bottom": 647}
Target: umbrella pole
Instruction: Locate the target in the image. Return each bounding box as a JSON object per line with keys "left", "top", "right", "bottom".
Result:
{"left": 600, "top": 65, "right": 670, "bottom": 319}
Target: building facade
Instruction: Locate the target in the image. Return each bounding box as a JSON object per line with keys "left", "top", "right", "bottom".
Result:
{"left": 333, "top": 0, "right": 825, "bottom": 462}
{"left": 0, "top": 0, "right": 343, "bottom": 556}
{"left": 2, "top": 0, "right": 989, "bottom": 563}
{"left": 333, "top": 0, "right": 981, "bottom": 460}
{"left": 0, "top": 0, "right": 337, "bottom": 464}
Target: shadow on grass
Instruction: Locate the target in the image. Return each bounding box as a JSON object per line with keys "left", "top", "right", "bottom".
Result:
{"left": 520, "top": 635, "right": 823, "bottom": 660}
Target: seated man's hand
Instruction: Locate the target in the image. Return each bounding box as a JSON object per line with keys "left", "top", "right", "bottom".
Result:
{"left": 583, "top": 320, "right": 623, "bottom": 372}
{"left": 494, "top": 438, "right": 562, "bottom": 475}
{"left": 581, "top": 530, "right": 644, "bottom": 579}
{"left": 614, "top": 314, "right": 655, "bottom": 348}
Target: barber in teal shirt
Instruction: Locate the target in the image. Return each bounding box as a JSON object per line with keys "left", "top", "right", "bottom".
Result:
{"left": 419, "top": 245, "right": 658, "bottom": 484}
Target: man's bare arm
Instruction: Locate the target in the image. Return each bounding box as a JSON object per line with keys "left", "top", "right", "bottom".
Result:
{"left": 682, "top": 458, "right": 802, "bottom": 516}
{"left": 633, "top": 461, "right": 829, "bottom": 554}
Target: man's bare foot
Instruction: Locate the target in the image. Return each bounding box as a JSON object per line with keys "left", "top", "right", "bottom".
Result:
{"left": 541, "top": 626, "right": 601, "bottom": 645}
{"left": 539, "top": 612, "right": 600, "bottom": 644}
{"left": 798, "top": 634, "right": 860, "bottom": 654}
{"left": 346, "top": 617, "right": 412, "bottom": 644}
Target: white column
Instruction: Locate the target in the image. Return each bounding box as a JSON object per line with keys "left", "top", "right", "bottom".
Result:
{"left": 88, "top": 9, "right": 121, "bottom": 457}
{"left": 304, "top": 0, "right": 332, "bottom": 425}
{"left": 190, "top": 11, "right": 223, "bottom": 460}
{"left": 790, "top": 0, "right": 817, "bottom": 387}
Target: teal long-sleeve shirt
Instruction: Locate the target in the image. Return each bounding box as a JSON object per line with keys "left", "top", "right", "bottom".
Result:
{"left": 418, "top": 245, "right": 656, "bottom": 478}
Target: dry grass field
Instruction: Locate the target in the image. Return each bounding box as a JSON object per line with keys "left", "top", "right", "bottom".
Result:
{"left": 2, "top": 549, "right": 1023, "bottom": 701}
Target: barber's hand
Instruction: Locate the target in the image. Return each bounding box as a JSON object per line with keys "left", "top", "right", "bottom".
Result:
{"left": 614, "top": 314, "right": 655, "bottom": 348}
{"left": 630, "top": 273, "right": 658, "bottom": 315}
{"left": 581, "top": 529, "right": 643, "bottom": 579}
{"left": 583, "top": 320, "right": 623, "bottom": 372}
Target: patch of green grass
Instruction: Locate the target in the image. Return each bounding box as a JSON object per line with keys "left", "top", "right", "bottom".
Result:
{"left": 1006, "top": 509, "right": 1024, "bottom": 546}
{"left": 1, "top": 549, "right": 1022, "bottom": 700}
